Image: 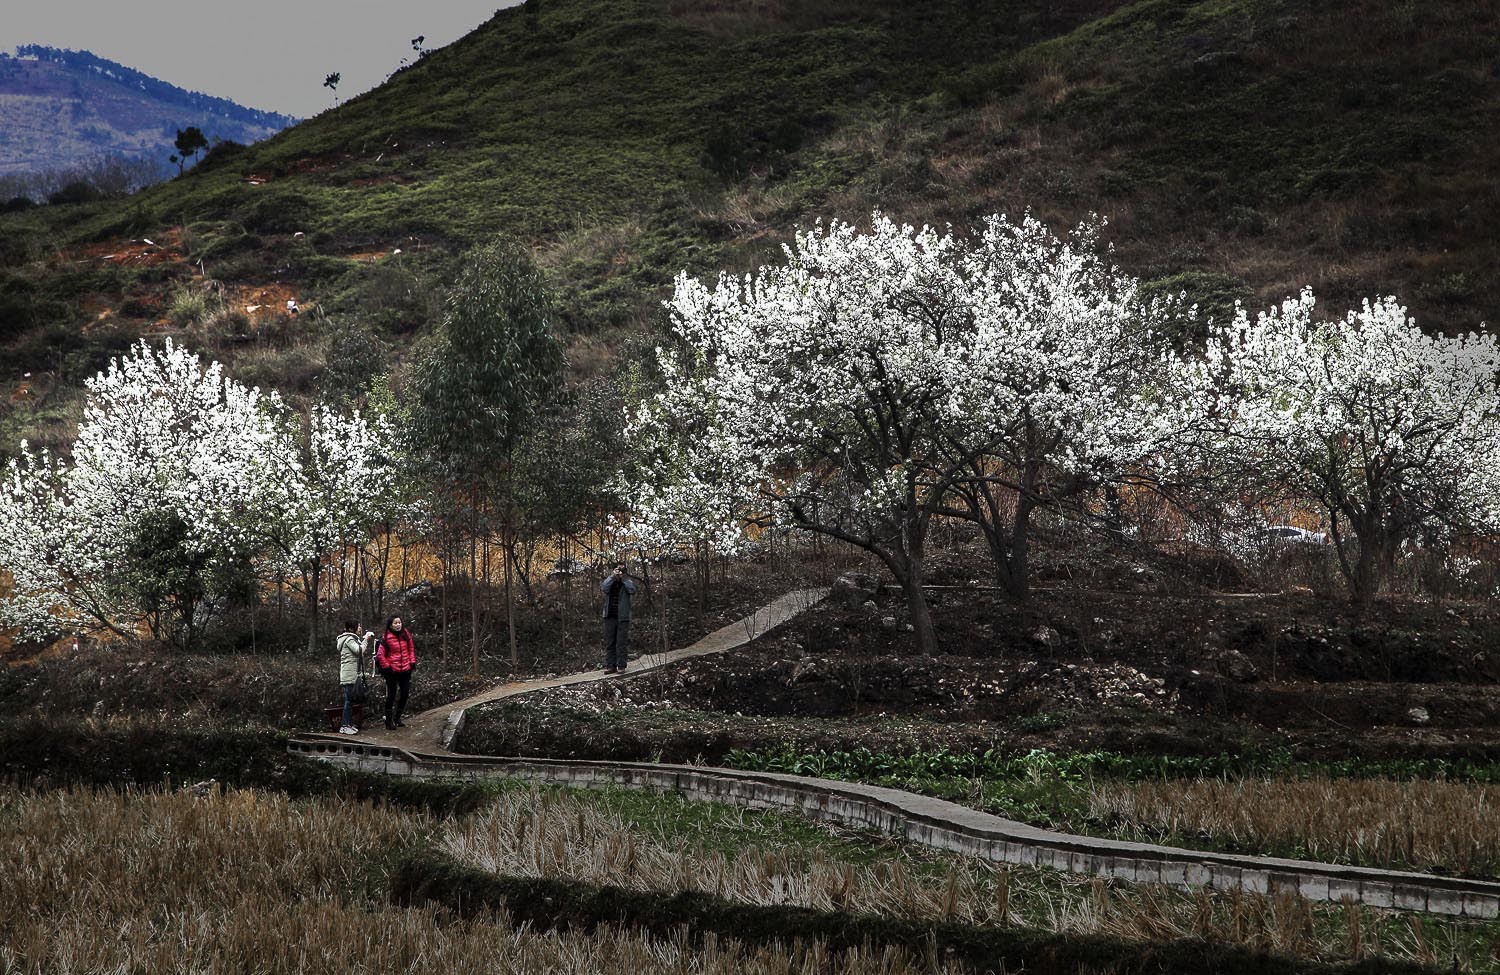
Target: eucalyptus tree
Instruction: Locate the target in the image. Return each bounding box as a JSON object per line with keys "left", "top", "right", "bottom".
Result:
{"left": 1190, "top": 290, "right": 1500, "bottom": 604}
{"left": 405, "top": 238, "right": 565, "bottom": 673}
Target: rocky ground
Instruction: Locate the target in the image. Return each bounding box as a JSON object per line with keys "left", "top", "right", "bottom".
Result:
{"left": 459, "top": 541, "right": 1500, "bottom": 765}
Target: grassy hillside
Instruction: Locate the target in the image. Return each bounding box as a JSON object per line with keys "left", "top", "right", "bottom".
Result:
{"left": 1, "top": 0, "right": 1496, "bottom": 450}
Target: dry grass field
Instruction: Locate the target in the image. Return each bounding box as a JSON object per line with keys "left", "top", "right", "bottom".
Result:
{"left": 5, "top": 774, "right": 1500, "bottom": 972}
{"left": 440, "top": 786, "right": 1495, "bottom": 969}
{"left": 1083, "top": 776, "right": 1500, "bottom": 879}
{"left": 0, "top": 786, "right": 958, "bottom": 975}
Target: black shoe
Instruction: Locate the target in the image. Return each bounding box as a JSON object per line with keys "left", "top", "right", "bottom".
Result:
{"left": 384, "top": 716, "right": 395, "bottom": 730}
{"left": 394, "top": 717, "right": 406, "bottom": 727}
{"left": 603, "top": 667, "right": 617, "bottom": 675}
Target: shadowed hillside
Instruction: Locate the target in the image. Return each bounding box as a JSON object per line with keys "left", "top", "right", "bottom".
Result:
{"left": 1, "top": 0, "right": 1496, "bottom": 450}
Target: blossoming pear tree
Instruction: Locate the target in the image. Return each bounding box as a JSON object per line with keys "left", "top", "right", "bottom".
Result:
{"left": 621, "top": 390, "right": 759, "bottom": 635}
{"left": 263, "top": 403, "right": 407, "bottom": 651}
{"left": 646, "top": 215, "right": 971, "bottom": 653}
{"left": 937, "top": 214, "right": 1192, "bottom": 598}
{"left": 642, "top": 212, "right": 1189, "bottom": 652}
{"left": 0, "top": 339, "right": 284, "bottom": 644}
{"left": 0, "top": 447, "right": 73, "bottom": 637}
{"left": 0, "top": 339, "right": 409, "bottom": 648}
{"left": 1196, "top": 290, "right": 1500, "bottom": 604}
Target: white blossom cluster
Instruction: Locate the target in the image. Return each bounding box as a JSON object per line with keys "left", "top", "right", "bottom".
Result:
{"left": 629, "top": 212, "right": 1184, "bottom": 574}
{"left": 0, "top": 339, "right": 403, "bottom": 639}
{"left": 1189, "top": 290, "right": 1500, "bottom": 595}
{"left": 630, "top": 211, "right": 1500, "bottom": 605}
{"left": 266, "top": 403, "right": 409, "bottom": 573}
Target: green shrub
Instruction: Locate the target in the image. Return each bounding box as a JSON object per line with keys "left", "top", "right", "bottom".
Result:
{"left": 47, "top": 181, "right": 107, "bottom": 206}
{"left": 167, "top": 285, "right": 215, "bottom": 327}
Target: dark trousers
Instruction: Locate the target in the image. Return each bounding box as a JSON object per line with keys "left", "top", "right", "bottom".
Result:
{"left": 603, "top": 617, "right": 631, "bottom": 670}
{"left": 383, "top": 670, "right": 411, "bottom": 720}
{"left": 341, "top": 683, "right": 356, "bottom": 727}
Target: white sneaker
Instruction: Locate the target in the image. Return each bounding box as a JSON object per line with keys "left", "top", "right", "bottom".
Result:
{"left": 339, "top": 725, "right": 359, "bottom": 735}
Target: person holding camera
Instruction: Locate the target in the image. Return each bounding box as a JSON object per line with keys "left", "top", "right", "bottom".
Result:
{"left": 375, "top": 614, "right": 417, "bottom": 729}
{"left": 600, "top": 563, "right": 637, "bottom": 675}
{"left": 335, "top": 618, "right": 365, "bottom": 735}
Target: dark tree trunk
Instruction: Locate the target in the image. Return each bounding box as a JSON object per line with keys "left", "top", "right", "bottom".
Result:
{"left": 1004, "top": 497, "right": 1034, "bottom": 601}
{"left": 469, "top": 507, "right": 481, "bottom": 678}
{"left": 506, "top": 532, "right": 518, "bottom": 667}
{"left": 876, "top": 533, "right": 937, "bottom": 657}
{"left": 305, "top": 561, "right": 321, "bottom": 654}
{"left": 440, "top": 541, "right": 450, "bottom": 664}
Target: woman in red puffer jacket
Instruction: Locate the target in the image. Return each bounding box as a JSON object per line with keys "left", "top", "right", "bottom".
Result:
{"left": 375, "top": 614, "right": 416, "bottom": 729}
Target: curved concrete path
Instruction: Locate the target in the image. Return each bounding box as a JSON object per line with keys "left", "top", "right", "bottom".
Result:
{"left": 291, "top": 587, "right": 1500, "bottom": 919}
{"left": 356, "top": 587, "right": 830, "bottom": 751}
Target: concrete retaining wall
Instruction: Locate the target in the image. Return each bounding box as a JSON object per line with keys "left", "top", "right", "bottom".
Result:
{"left": 288, "top": 735, "right": 1500, "bottom": 919}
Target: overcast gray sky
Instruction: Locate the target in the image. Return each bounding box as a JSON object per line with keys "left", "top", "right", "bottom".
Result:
{"left": 4, "top": 2, "right": 519, "bottom": 118}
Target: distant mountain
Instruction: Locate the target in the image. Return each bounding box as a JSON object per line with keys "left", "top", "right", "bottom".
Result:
{"left": 0, "top": 46, "right": 296, "bottom": 176}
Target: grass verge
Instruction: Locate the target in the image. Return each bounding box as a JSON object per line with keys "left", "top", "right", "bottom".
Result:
{"left": 726, "top": 747, "right": 1500, "bottom": 878}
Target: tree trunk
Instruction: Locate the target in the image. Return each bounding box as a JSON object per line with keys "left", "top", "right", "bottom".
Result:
{"left": 1350, "top": 534, "right": 1390, "bottom": 609}
{"left": 561, "top": 535, "right": 571, "bottom": 642}
{"left": 879, "top": 519, "right": 937, "bottom": 657}
{"left": 654, "top": 565, "right": 670, "bottom": 654}
{"left": 697, "top": 540, "right": 709, "bottom": 624}
{"left": 305, "top": 561, "right": 321, "bottom": 654}
{"left": 469, "top": 494, "right": 481, "bottom": 678}
{"left": 506, "top": 533, "right": 518, "bottom": 667}
{"left": 896, "top": 554, "right": 938, "bottom": 656}
{"left": 1003, "top": 497, "right": 1034, "bottom": 601}
{"left": 375, "top": 527, "right": 392, "bottom": 621}
{"left": 440, "top": 540, "right": 450, "bottom": 664}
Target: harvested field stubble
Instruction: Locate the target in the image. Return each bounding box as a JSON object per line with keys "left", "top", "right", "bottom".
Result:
{"left": 1086, "top": 776, "right": 1500, "bottom": 878}
{"left": 0, "top": 786, "right": 961, "bottom": 975}
{"left": 440, "top": 788, "right": 1492, "bottom": 968}
{"left": 5, "top": 899, "right": 946, "bottom": 975}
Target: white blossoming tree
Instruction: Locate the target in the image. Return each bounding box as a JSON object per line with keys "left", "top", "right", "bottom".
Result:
{"left": 647, "top": 215, "right": 979, "bottom": 654}
{"left": 640, "top": 212, "right": 1190, "bottom": 652}
{"left": 1195, "top": 290, "right": 1500, "bottom": 604}
{"left": 620, "top": 393, "right": 758, "bottom": 639}
{"left": 938, "top": 214, "right": 1191, "bottom": 598}
{"left": 0, "top": 339, "right": 284, "bottom": 645}
{"left": 264, "top": 404, "right": 408, "bottom": 651}
{"left": 0, "top": 339, "right": 411, "bottom": 649}
{"left": 0, "top": 448, "right": 74, "bottom": 637}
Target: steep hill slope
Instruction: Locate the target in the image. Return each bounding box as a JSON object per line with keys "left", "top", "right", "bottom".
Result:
{"left": 0, "top": 0, "right": 1496, "bottom": 450}
{"left": 0, "top": 47, "right": 295, "bottom": 176}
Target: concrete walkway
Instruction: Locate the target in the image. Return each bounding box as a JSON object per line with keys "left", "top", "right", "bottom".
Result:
{"left": 357, "top": 587, "right": 829, "bottom": 752}
{"left": 291, "top": 585, "right": 1500, "bottom": 919}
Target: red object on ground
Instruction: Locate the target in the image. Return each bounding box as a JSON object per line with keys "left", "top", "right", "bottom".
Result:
{"left": 324, "top": 704, "right": 365, "bottom": 731}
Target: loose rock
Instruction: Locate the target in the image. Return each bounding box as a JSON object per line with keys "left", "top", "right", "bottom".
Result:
{"left": 832, "top": 571, "right": 879, "bottom": 611}
{"left": 1216, "top": 648, "right": 1259, "bottom": 682}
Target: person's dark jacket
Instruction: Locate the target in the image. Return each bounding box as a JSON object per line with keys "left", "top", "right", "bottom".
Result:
{"left": 600, "top": 573, "right": 637, "bottom": 620}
